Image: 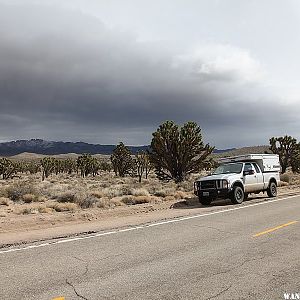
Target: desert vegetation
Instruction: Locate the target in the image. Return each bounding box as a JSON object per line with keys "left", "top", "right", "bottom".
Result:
{"left": 0, "top": 121, "right": 215, "bottom": 218}
{"left": 1, "top": 125, "right": 300, "bottom": 221}
{"left": 0, "top": 166, "right": 201, "bottom": 216}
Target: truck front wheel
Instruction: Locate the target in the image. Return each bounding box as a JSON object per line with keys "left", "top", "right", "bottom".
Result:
{"left": 199, "top": 197, "right": 212, "bottom": 205}
{"left": 231, "top": 186, "right": 244, "bottom": 204}
{"left": 267, "top": 181, "right": 277, "bottom": 197}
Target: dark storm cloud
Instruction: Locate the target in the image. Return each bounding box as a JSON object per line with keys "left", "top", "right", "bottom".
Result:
{"left": 0, "top": 2, "right": 297, "bottom": 147}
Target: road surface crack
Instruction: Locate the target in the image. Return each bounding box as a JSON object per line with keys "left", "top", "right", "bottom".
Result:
{"left": 206, "top": 284, "right": 232, "bottom": 300}
{"left": 192, "top": 224, "right": 235, "bottom": 235}
{"left": 66, "top": 278, "right": 89, "bottom": 300}
{"left": 205, "top": 226, "right": 235, "bottom": 235}
{"left": 65, "top": 256, "right": 90, "bottom": 299}
{"left": 73, "top": 256, "right": 89, "bottom": 276}
{"left": 208, "top": 256, "right": 265, "bottom": 278}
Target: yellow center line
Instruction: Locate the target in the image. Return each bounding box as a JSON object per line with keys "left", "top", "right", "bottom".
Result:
{"left": 253, "top": 221, "right": 298, "bottom": 237}
{"left": 52, "top": 297, "right": 65, "bottom": 300}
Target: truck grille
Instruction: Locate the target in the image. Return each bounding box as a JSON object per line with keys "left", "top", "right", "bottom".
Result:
{"left": 200, "top": 180, "right": 216, "bottom": 189}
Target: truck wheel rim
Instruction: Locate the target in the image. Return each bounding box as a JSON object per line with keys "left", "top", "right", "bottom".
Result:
{"left": 271, "top": 184, "right": 277, "bottom": 195}
{"left": 236, "top": 189, "right": 243, "bottom": 201}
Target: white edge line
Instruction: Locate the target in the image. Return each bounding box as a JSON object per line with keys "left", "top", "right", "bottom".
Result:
{"left": 0, "top": 194, "right": 299, "bottom": 255}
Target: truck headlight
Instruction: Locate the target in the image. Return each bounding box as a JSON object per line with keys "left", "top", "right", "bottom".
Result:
{"left": 221, "top": 180, "right": 229, "bottom": 189}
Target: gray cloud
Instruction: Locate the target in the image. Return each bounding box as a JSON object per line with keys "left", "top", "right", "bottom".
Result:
{"left": 0, "top": 2, "right": 298, "bottom": 148}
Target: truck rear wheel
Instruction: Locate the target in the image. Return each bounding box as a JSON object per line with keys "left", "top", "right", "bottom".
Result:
{"left": 199, "top": 197, "right": 212, "bottom": 205}
{"left": 267, "top": 181, "right": 277, "bottom": 197}
{"left": 231, "top": 186, "right": 244, "bottom": 204}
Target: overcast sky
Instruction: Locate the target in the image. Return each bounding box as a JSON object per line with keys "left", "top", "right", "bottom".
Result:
{"left": 1, "top": 0, "right": 300, "bottom": 148}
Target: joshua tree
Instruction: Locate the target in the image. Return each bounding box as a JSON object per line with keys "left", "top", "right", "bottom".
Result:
{"left": 22, "top": 161, "right": 40, "bottom": 175}
{"left": 149, "top": 121, "right": 214, "bottom": 182}
{"left": 62, "top": 158, "right": 76, "bottom": 174}
{"left": 111, "top": 142, "right": 134, "bottom": 177}
{"left": 290, "top": 151, "right": 300, "bottom": 173}
{"left": 99, "top": 160, "right": 112, "bottom": 172}
{"left": 0, "top": 158, "right": 16, "bottom": 179}
{"left": 269, "top": 135, "right": 300, "bottom": 173}
{"left": 77, "top": 154, "right": 99, "bottom": 177}
{"left": 41, "top": 157, "right": 56, "bottom": 180}
{"left": 135, "top": 151, "right": 152, "bottom": 182}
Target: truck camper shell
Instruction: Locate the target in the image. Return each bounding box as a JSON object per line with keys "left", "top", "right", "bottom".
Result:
{"left": 219, "top": 154, "right": 281, "bottom": 173}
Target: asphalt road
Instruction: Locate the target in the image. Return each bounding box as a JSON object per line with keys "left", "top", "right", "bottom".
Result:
{"left": 1, "top": 195, "right": 299, "bottom": 300}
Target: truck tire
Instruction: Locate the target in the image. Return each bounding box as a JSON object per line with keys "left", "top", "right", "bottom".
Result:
{"left": 199, "top": 196, "right": 212, "bottom": 205}
{"left": 231, "top": 186, "right": 244, "bottom": 204}
{"left": 267, "top": 181, "right": 277, "bottom": 197}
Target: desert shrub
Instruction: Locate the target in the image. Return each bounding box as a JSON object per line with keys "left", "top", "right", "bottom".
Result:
{"left": 19, "top": 208, "right": 33, "bottom": 215}
{"left": 121, "top": 195, "right": 152, "bottom": 205}
{"left": 22, "top": 194, "right": 38, "bottom": 203}
{"left": 47, "top": 202, "right": 77, "bottom": 212}
{"left": 177, "top": 180, "right": 193, "bottom": 192}
{"left": 98, "top": 182, "right": 110, "bottom": 188}
{"left": 174, "top": 191, "right": 188, "bottom": 200}
{"left": 16, "top": 206, "right": 42, "bottom": 214}
{"left": 121, "top": 185, "right": 133, "bottom": 195}
{"left": 90, "top": 191, "right": 103, "bottom": 199}
{"left": 280, "top": 173, "right": 290, "bottom": 184}
{"left": 96, "top": 197, "right": 125, "bottom": 208}
{"left": 130, "top": 188, "right": 150, "bottom": 196}
{"left": 78, "top": 196, "right": 98, "bottom": 209}
{"left": 37, "top": 196, "right": 47, "bottom": 202}
{"left": 102, "top": 186, "right": 129, "bottom": 198}
{"left": 57, "top": 192, "right": 76, "bottom": 203}
{"left": 56, "top": 191, "right": 97, "bottom": 209}
{"left": 164, "top": 195, "right": 176, "bottom": 202}
{"left": 6, "top": 182, "right": 37, "bottom": 202}
{"left": 0, "top": 197, "right": 9, "bottom": 206}
{"left": 154, "top": 187, "right": 176, "bottom": 198}
{"left": 153, "top": 189, "right": 167, "bottom": 197}
{"left": 38, "top": 206, "right": 53, "bottom": 213}
{"left": 110, "top": 197, "right": 124, "bottom": 207}
{"left": 0, "top": 187, "right": 8, "bottom": 198}
{"left": 97, "top": 197, "right": 111, "bottom": 209}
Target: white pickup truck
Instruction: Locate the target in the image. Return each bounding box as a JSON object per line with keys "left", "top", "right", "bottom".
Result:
{"left": 194, "top": 154, "right": 281, "bottom": 205}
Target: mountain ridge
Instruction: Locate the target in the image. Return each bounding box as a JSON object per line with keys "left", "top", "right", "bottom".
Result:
{"left": 0, "top": 139, "right": 148, "bottom": 156}
{"left": 0, "top": 139, "right": 236, "bottom": 156}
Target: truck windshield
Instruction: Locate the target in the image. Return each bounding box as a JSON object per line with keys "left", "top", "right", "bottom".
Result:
{"left": 213, "top": 163, "right": 243, "bottom": 175}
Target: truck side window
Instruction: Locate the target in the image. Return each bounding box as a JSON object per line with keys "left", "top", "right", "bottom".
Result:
{"left": 244, "top": 163, "right": 253, "bottom": 172}
{"left": 253, "top": 163, "right": 260, "bottom": 173}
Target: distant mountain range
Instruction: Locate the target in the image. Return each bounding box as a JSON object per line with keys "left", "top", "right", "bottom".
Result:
{"left": 0, "top": 139, "right": 148, "bottom": 156}
{"left": 0, "top": 139, "right": 236, "bottom": 156}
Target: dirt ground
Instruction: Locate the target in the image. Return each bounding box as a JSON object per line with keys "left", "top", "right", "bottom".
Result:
{"left": 0, "top": 171, "right": 299, "bottom": 247}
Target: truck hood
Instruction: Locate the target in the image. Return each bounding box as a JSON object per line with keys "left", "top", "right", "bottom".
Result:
{"left": 197, "top": 173, "right": 239, "bottom": 181}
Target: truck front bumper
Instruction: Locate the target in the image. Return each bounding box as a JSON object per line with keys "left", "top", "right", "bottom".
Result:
{"left": 194, "top": 188, "right": 230, "bottom": 199}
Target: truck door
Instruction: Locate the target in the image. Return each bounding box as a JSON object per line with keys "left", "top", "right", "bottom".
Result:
{"left": 253, "top": 163, "right": 264, "bottom": 190}
{"left": 243, "top": 163, "right": 259, "bottom": 192}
